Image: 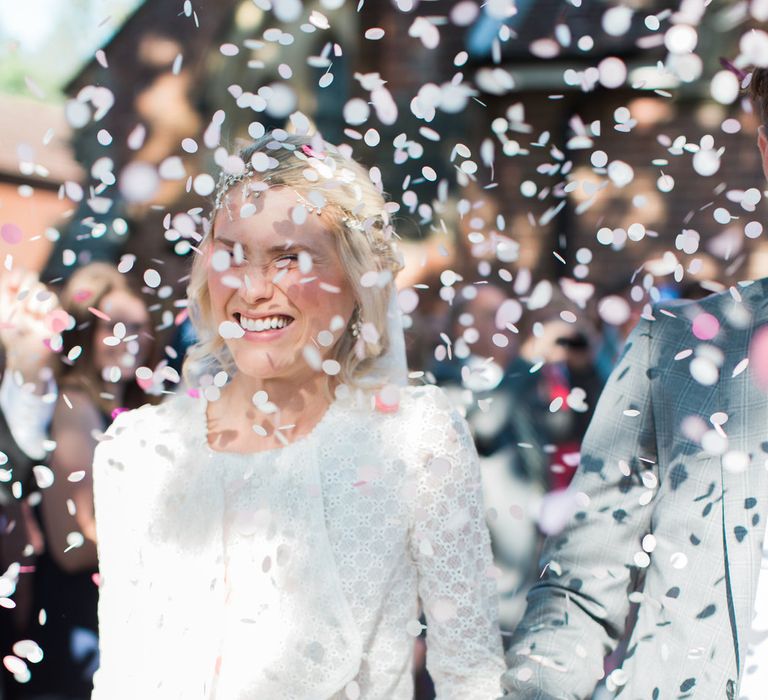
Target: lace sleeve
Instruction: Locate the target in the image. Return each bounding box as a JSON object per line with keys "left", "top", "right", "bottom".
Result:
{"left": 406, "top": 386, "right": 505, "bottom": 699}
{"left": 91, "top": 408, "right": 143, "bottom": 699}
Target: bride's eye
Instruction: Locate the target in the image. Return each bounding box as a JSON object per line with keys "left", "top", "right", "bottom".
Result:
{"left": 275, "top": 254, "right": 298, "bottom": 269}
{"left": 232, "top": 242, "right": 246, "bottom": 266}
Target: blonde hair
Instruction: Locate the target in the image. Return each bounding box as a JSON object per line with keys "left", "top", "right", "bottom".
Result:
{"left": 183, "top": 132, "right": 403, "bottom": 390}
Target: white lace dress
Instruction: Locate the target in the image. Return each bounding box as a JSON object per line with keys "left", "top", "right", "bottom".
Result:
{"left": 91, "top": 384, "right": 505, "bottom": 699}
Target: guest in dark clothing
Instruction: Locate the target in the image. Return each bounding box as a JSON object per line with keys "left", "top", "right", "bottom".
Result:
{"left": 0, "top": 411, "right": 43, "bottom": 700}
{"left": 539, "top": 329, "right": 605, "bottom": 491}
{"left": 167, "top": 315, "right": 198, "bottom": 380}
{"left": 0, "top": 271, "right": 58, "bottom": 698}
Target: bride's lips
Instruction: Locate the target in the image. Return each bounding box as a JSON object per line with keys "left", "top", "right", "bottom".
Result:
{"left": 233, "top": 312, "right": 295, "bottom": 342}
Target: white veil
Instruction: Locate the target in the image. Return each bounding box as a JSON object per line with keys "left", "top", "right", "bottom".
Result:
{"left": 358, "top": 286, "right": 408, "bottom": 390}
{"left": 383, "top": 286, "right": 408, "bottom": 387}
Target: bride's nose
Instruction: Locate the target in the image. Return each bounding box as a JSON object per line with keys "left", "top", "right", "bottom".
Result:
{"left": 239, "top": 266, "right": 274, "bottom": 303}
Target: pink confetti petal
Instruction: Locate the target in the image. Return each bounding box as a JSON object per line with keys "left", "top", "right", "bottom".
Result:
{"left": 175, "top": 308, "right": 189, "bottom": 326}
{"left": 137, "top": 376, "right": 155, "bottom": 391}
{"left": 375, "top": 395, "right": 399, "bottom": 413}
{"left": 88, "top": 306, "right": 111, "bottom": 322}
{"left": 749, "top": 325, "right": 768, "bottom": 390}
{"left": 538, "top": 488, "right": 582, "bottom": 536}
{"left": 3, "top": 655, "right": 26, "bottom": 674}
{"left": 47, "top": 309, "right": 70, "bottom": 334}
{"left": 375, "top": 385, "right": 400, "bottom": 413}
{"left": 1, "top": 223, "right": 23, "bottom": 245}
{"left": 692, "top": 313, "right": 720, "bottom": 340}
{"left": 301, "top": 143, "right": 325, "bottom": 159}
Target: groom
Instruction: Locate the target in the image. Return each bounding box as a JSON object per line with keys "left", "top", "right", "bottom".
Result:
{"left": 501, "top": 68, "right": 768, "bottom": 699}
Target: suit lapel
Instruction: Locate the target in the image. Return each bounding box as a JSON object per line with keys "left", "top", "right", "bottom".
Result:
{"left": 719, "top": 278, "right": 768, "bottom": 671}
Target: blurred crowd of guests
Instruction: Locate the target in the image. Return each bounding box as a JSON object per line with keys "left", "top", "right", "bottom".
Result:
{"left": 0, "top": 265, "right": 156, "bottom": 700}
{"left": 0, "top": 264, "right": 649, "bottom": 699}
{"left": 424, "top": 282, "right": 626, "bottom": 630}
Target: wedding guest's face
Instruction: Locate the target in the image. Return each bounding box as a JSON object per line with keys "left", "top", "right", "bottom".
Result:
{"left": 207, "top": 186, "right": 355, "bottom": 383}
{"left": 93, "top": 289, "right": 151, "bottom": 380}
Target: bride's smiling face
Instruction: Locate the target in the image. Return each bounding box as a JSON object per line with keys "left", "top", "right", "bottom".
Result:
{"left": 207, "top": 186, "right": 356, "bottom": 383}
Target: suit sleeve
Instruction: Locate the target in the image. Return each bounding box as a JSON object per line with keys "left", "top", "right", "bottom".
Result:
{"left": 501, "top": 317, "right": 660, "bottom": 699}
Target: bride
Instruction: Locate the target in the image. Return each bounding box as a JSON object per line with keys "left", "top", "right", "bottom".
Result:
{"left": 92, "top": 131, "right": 504, "bottom": 699}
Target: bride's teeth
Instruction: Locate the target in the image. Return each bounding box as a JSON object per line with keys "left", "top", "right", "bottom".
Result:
{"left": 238, "top": 315, "right": 291, "bottom": 332}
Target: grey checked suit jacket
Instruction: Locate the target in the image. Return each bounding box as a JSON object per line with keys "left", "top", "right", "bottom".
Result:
{"left": 502, "top": 277, "right": 768, "bottom": 699}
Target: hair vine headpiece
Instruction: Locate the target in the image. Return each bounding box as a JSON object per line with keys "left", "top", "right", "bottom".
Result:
{"left": 210, "top": 140, "right": 400, "bottom": 270}
{"left": 213, "top": 142, "right": 330, "bottom": 213}
{"left": 213, "top": 163, "right": 272, "bottom": 213}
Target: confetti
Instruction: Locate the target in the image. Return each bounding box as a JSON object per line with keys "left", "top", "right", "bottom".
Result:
{"left": 1, "top": 224, "right": 23, "bottom": 245}
{"left": 218, "top": 321, "right": 245, "bottom": 339}
{"left": 405, "top": 619, "right": 424, "bottom": 637}
{"left": 193, "top": 174, "right": 216, "bottom": 196}
{"left": 598, "top": 57, "right": 627, "bottom": 89}
{"left": 750, "top": 326, "right": 768, "bottom": 390}
{"left": 32, "top": 465, "right": 55, "bottom": 489}
{"left": 692, "top": 313, "right": 720, "bottom": 340}
{"left": 690, "top": 357, "right": 719, "bottom": 386}
{"left": 118, "top": 162, "right": 159, "bottom": 202}
{"left": 10, "top": 7, "right": 768, "bottom": 694}
{"left": 143, "top": 269, "right": 161, "bottom": 288}
{"left": 12, "top": 641, "right": 42, "bottom": 664}
{"left": 2, "top": 656, "right": 27, "bottom": 676}
{"left": 316, "top": 330, "right": 334, "bottom": 347}
{"left": 322, "top": 359, "right": 341, "bottom": 376}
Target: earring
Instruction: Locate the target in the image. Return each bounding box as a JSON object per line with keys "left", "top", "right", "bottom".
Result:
{"left": 350, "top": 308, "right": 362, "bottom": 338}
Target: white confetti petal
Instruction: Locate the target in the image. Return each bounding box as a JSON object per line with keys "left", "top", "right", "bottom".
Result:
{"left": 32, "top": 465, "right": 55, "bottom": 489}
{"left": 219, "top": 321, "right": 245, "bottom": 340}
{"left": 322, "top": 359, "right": 341, "bottom": 376}
{"left": 193, "top": 174, "right": 216, "bottom": 196}
{"left": 119, "top": 162, "right": 159, "bottom": 203}
{"left": 143, "top": 269, "right": 161, "bottom": 288}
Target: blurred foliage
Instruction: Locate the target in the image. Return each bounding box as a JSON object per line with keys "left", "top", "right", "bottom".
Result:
{"left": 0, "top": 0, "right": 143, "bottom": 100}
